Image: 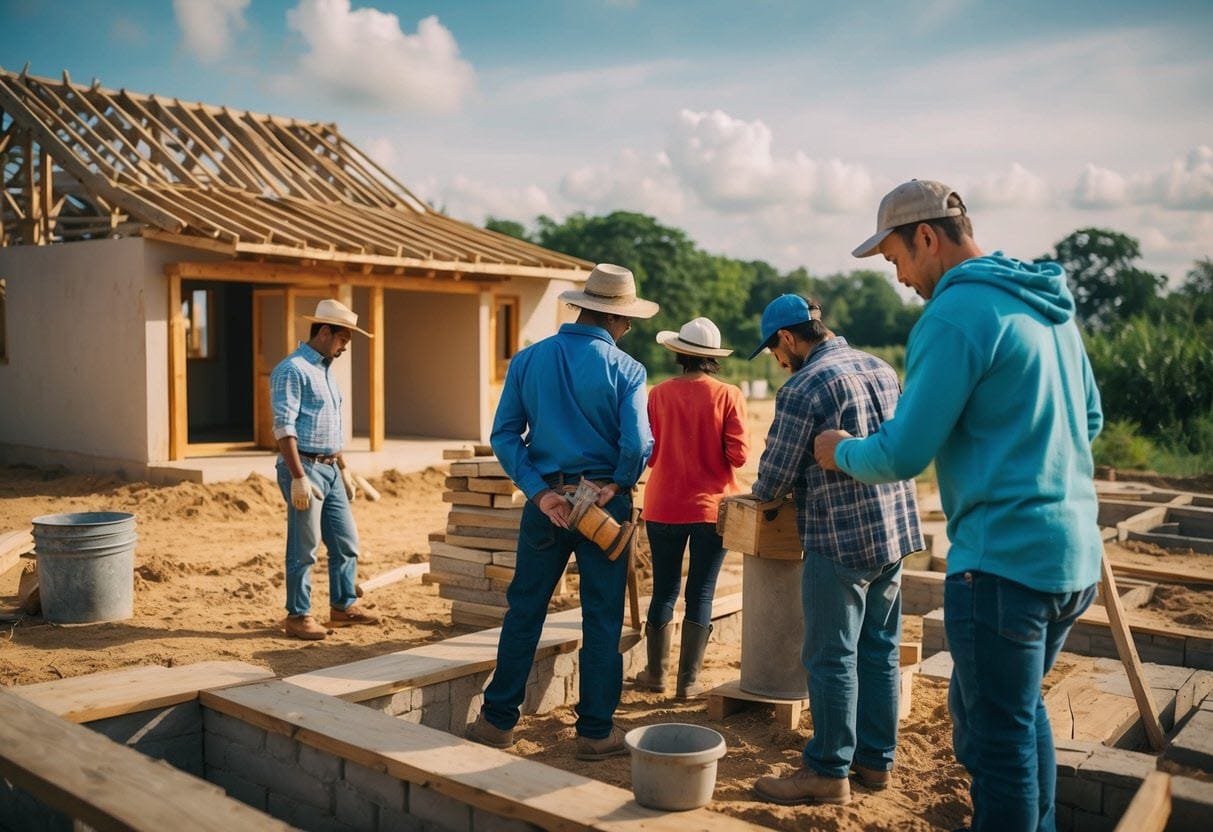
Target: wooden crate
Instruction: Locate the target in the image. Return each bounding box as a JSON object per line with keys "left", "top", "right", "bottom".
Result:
{"left": 718, "top": 496, "right": 802, "bottom": 559}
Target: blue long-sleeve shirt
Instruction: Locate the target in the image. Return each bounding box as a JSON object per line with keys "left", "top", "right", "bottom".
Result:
{"left": 835, "top": 253, "right": 1104, "bottom": 593}
{"left": 491, "top": 323, "right": 653, "bottom": 500}
{"left": 270, "top": 342, "right": 344, "bottom": 454}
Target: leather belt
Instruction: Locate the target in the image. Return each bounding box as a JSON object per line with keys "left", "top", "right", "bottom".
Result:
{"left": 299, "top": 451, "right": 339, "bottom": 465}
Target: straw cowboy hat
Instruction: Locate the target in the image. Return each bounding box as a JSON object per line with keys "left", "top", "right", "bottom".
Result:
{"left": 656, "top": 317, "right": 733, "bottom": 357}
{"left": 303, "top": 298, "right": 372, "bottom": 338}
{"left": 558, "top": 264, "right": 659, "bottom": 319}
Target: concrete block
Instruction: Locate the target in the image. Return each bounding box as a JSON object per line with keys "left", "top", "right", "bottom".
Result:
{"left": 1076, "top": 746, "right": 1155, "bottom": 788}
{"left": 135, "top": 734, "right": 204, "bottom": 776}
{"left": 267, "top": 792, "right": 346, "bottom": 832}
{"left": 1055, "top": 802, "right": 1073, "bottom": 832}
{"left": 449, "top": 693, "right": 484, "bottom": 734}
{"left": 1064, "top": 631, "right": 1092, "bottom": 654}
{"left": 88, "top": 702, "right": 202, "bottom": 744}
{"left": 1071, "top": 807, "right": 1113, "bottom": 832}
{"left": 1054, "top": 739, "right": 1099, "bottom": 776}
{"left": 345, "top": 760, "right": 407, "bottom": 811}
{"left": 299, "top": 743, "right": 343, "bottom": 783}
{"left": 266, "top": 731, "right": 297, "bottom": 764}
{"left": 1101, "top": 784, "right": 1138, "bottom": 820}
{"left": 1186, "top": 639, "right": 1213, "bottom": 670}
{"left": 334, "top": 782, "right": 378, "bottom": 830}
{"left": 1170, "top": 775, "right": 1213, "bottom": 830}
{"left": 420, "top": 700, "right": 452, "bottom": 731}
{"left": 472, "top": 807, "right": 542, "bottom": 831}
{"left": 361, "top": 692, "right": 395, "bottom": 713}
{"left": 1057, "top": 774, "right": 1102, "bottom": 813}
{"left": 450, "top": 671, "right": 491, "bottom": 702}
{"left": 378, "top": 806, "right": 424, "bottom": 832}
{"left": 522, "top": 674, "right": 564, "bottom": 715}
{"left": 207, "top": 765, "right": 269, "bottom": 811}
{"left": 419, "top": 681, "right": 450, "bottom": 705}
{"left": 410, "top": 784, "right": 472, "bottom": 832}
{"left": 203, "top": 709, "right": 266, "bottom": 750}
{"left": 228, "top": 744, "right": 331, "bottom": 810}
{"left": 387, "top": 690, "right": 416, "bottom": 716}
{"left": 918, "top": 651, "right": 953, "bottom": 682}
{"left": 1139, "top": 639, "right": 1185, "bottom": 667}
{"left": 395, "top": 708, "right": 423, "bottom": 726}
{"left": 203, "top": 731, "right": 231, "bottom": 769}
{"left": 1166, "top": 709, "right": 1213, "bottom": 770}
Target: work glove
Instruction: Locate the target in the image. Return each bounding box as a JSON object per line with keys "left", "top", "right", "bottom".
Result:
{"left": 341, "top": 467, "right": 357, "bottom": 501}
{"left": 290, "top": 476, "right": 324, "bottom": 511}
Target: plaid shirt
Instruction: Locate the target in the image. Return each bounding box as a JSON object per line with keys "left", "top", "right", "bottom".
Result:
{"left": 270, "top": 342, "right": 344, "bottom": 454}
{"left": 752, "top": 337, "right": 922, "bottom": 570}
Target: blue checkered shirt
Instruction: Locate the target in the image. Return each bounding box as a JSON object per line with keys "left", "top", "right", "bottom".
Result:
{"left": 752, "top": 337, "right": 922, "bottom": 570}
{"left": 270, "top": 342, "right": 344, "bottom": 454}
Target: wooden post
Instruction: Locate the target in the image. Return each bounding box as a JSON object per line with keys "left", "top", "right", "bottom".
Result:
{"left": 368, "top": 284, "right": 384, "bottom": 451}
{"left": 1113, "top": 770, "right": 1170, "bottom": 832}
{"left": 167, "top": 271, "right": 187, "bottom": 460}
{"left": 626, "top": 508, "right": 642, "bottom": 630}
{"left": 1101, "top": 553, "right": 1166, "bottom": 751}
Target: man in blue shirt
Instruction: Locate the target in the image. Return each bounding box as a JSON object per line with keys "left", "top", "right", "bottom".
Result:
{"left": 815, "top": 180, "right": 1103, "bottom": 832}
{"left": 467, "top": 263, "right": 657, "bottom": 760}
{"left": 748, "top": 295, "right": 922, "bottom": 806}
{"left": 271, "top": 298, "right": 379, "bottom": 641}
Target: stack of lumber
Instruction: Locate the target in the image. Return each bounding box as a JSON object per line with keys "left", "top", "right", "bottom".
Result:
{"left": 431, "top": 446, "right": 568, "bottom": 628}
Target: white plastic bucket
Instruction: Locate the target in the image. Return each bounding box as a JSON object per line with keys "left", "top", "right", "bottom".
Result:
{"left": 625, "top": 723, "right": 726, "bottom": 811}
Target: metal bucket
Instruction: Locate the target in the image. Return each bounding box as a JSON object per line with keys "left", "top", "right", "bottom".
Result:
{"left": 740, "top": 554, "right": 807, "bottom": 698}
{"left": 625, "top": 723, "right": 726, "bottom": 811}
{"left": 32, "top": 511, "right": 136, "bottom": 624}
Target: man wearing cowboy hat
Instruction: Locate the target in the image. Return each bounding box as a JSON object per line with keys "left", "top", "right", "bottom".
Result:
{"left": 467, "top": 263, "right": 658, "bottom": 760}
{"left": 271, "top": 298, "right": 379, "bottom": 640}
{"left": 633, "top": 317, "right": 748, "bottom": 699}
{"left": 747, "top": 294, "right": 921, "bottom": 806}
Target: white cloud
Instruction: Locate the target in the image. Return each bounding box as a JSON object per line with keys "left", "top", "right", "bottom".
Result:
{"left": 362, "top": 137, "right": 397, "bottom": 170}
{"left": 1140, "top": 145, "right": 1213, "bottom": 211}
{"left": 561, "top": 149, "right": 684, "bottom": 216}
{"left": 285, "top": 0, "right": 475, "bottom": 114}
{"left": 965, "top": 163, "right": 1050, "bottom": 209}
{"left": 173, "top": 0, "right": 249, "bottom": 62}
{"left": 1073, "top": 163, "right": 1128, "bottom": 210}
{"left": 414, "top": 175, "right": 552, "bottom": 225}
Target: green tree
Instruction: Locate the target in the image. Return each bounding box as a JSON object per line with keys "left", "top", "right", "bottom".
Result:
{"left": 1041, "top": 228, "right": 1165, "bottom": 330}
{"left": 1177, "top": 258, "right": 1213, "bottom": 324}
{"left": 484, "top": 217, "right": 532, "bottom": 242}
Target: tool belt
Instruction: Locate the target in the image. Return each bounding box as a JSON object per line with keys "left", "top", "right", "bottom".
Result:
{"left": 543, "top": 472, "right": 613, "bottom": 494}
{"left": 298, "top": 451, "right": 340, "bottom": 465}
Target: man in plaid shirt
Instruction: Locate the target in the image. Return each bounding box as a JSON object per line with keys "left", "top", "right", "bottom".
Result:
{"left": 748, "top": 294, "right": 922, "bottom": 806}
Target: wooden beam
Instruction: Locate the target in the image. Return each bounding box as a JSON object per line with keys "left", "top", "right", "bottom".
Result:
{"left": 1100, "top": 553, "right": 1166, "bottom": 751}
{"left": 142, "top": 227, "right": 238, "bottom": 255}
{"left": 368, "top": 284, "right": 384, "bottom": 451}
{"left": 167, "top": 260, "right": 497, "bottom": 293}
{"left": 1113, "top": 770, "right": 1170, "bottom": 832}
{"left": 167, "top": 271, "right": 187, "bottom": 461}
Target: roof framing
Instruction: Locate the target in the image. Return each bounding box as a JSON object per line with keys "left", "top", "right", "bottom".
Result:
{"left": 0, "top": 66, "right": 589, "bottom": 280}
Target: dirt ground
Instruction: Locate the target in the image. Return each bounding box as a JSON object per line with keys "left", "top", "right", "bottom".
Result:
{"left": 2, "top": 398, "right": 1211, "bottom": 830}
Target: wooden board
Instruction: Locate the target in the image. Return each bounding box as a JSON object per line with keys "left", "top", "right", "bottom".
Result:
{"left": 467, "top": 477, "right": 521, "bottom": 496}
{"left": 449, "top": 458, "right": 508, "bottom": 478}
{"left": 10, "top": 660, "right": 274, "bottom": 723}
{"left": 1111, "top": 561, "right": 1213, "bottom": 587}
{"left": 439, "top": 584, "right": 508, "bottom": 606}
{"left": 1045, "top": 674, "right": 1144, "bottom": 745}
{"left": 1114, "top": 771, "right": 1170, "bottom": 832}
{"left": 0, "top": 688, "right": 292, "bottom": 831}
{"left": 448, "top": 507, "right": 524, "bottom": 528}
{"left": 0, "top": 528, "right": 34, "bottom": 577}
{"left": 1100, "top": 554, "right": 1166, "bottom": 751}
{"left": 484, "top": 564, "right": 514, "bottom": 582}
{"left": 492, "top": 492, "right": 527, "bottom": 509}
{"left": 446, "top": 524, "right": 519, "bottom": 541}
{"left": 203, "top": 680, "right": 763, "bottom": 831}
{"left": 445, "top": 533, "right": 518, "bottom": 551}
{"left": 443, "top": 448, "right": 475, "bottom": 460}
{"left": 429, "top": 554, "right": 491, "bottom": 578}
{"left": 425, "top": 571, "right": 492, "bottom": 591}
{"left": 706, "top": 679, "right": 806, "bottom": 730}
{"left": 718, "top": 496, "right": 802, "bottom": 559}
{"left": 443, "top": 490, "right": 493, "bottom": 506}
{"left": 356, "top": 562, "right": 429, "bottom": 595}
{"left": 450, "top": 600, "right": 507, "bottom": 628}
{"left": 445, "top": 476, "right": 469, "bottom": 490}
{"left": 429, "top": 541, "right": 494, "bottom": 564}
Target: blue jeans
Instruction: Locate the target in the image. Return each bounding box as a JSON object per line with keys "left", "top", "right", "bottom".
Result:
{"left": 644, "top": 521, "right": 727, "bottom": 628}
{"left": 945, "top": 571, "right": 1096, "bottom": 832}
{"left": 802, "top": 550, "right": 902, "bottom": 778}
{"left": 275, "top": 458, "right": 360, "bottom": 616}
{"left": 483, "top": 493, "right": 631, "bottom": 739}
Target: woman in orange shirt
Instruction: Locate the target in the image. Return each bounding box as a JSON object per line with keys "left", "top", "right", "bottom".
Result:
{"left": 634, "top": 317, "right": 749, "bottom": 698}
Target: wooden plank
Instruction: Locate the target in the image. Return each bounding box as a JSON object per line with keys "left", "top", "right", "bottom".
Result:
{"left": 467, "top": 477, "right": 521, "bottom": 496}
{"left": 445, "top": 476, "right": 469, "bottom": 490}
{"left": 450, "top": 601, "right": 507, "bottom": 628}
{"left": 443, "top": 448, "right": 474, "bottom": 460}
{"left": 449, "top": 458, "right": 507, "bottom": 478}
{"left": 430, "top": 554, "right": 491, "bottom": 578}
{"left": 1100, "top": 554, "right": 1166, "bottom": 751}
{"left": 443, "top": 490, "right": 493, "bottom": 506}
{"left": 899, "top": 642, "right": 923, "bottom": 667}
{"left": 1114, "top": 771, "right": 1170, "bottom": 832}
{"left": 1078, "top": 602, "right": 1213, "bottom": 640}
{"left": 439, "top": 584, "right": 508, "bottom": 606}
{"left": 484, "top": 564, "right": 514, "bottom": 582}
{"left": 0, "top": 688, "right": 291, "bottom": 832}
{"left": 356, "top": 562, "right": 429, "bottom": 595}
{"left": 447, "top": 524, "right": 519, "bottom": 541}
{"left": 429, "top": 541, "right": 494, "bottom": 564}
{"left": 167, "top": 271, "right": 187, "bottom": 460}
{"left": 706, "top": 679, "right": 805, "bottom": 730}
{"left": 1112, "top": 561, "right": 1213, "bottom": 587}
{"left": 448, "top": 507, "right": 524, "bottom": 528}
{"left": 10, "top": 661, "right": 274, "bottom": 723}
{"left": 492, "top": 492, "right": 526, "bottom": 509}
{"left": 368, "top": 283, "right": 384, "bottom": 451}
{"left": 203, "top": 681, "right": 762, "bottom": 831}
{"left": 0, "top": 528, "right": 33, "bottom": 577}
{"left": 445, "top": 533, "right": 517, "bottom": 551}
{"left": 424, "top": 571, "right": 491, "bottom": 591}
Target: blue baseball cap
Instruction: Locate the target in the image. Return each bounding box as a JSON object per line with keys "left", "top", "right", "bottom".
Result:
{"left": 748, "top": 295, "right": 821, "bottom": 360}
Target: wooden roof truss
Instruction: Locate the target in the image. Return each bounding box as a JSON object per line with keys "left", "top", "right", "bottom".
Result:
{"left": 0, "top": 66, "right": 589, "bottom": 279}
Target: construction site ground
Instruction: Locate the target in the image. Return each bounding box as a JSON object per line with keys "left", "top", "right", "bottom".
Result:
{"left": 2, "top": 398, "right": 1211, "bottom": 831}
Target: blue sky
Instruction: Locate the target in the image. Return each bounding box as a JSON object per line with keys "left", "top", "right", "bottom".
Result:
{"left": 3, "top": 0, "right": 1211, "bottom": 284}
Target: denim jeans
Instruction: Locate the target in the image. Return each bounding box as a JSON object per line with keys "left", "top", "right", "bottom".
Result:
{"left": 801, "top": 550, "right": 902, "bottom": 778}
{"left": 275, "top": 458, "right": 360, "bottom": 616}
{"left": 483, "top": 493, "right": 631, "bottom": 739}
{"left": 945, "top": 571, "right": 1097, "bottom": 832}
{"left": 644, "top": 520, "right": 727, "bottom": 628}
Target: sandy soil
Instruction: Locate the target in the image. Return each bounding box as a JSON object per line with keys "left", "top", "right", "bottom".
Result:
{"left": 1, "top": 397, "right": 1210, "bottom": 830}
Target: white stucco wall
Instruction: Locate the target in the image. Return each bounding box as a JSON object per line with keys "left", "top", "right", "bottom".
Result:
{"left": 0, "top": 238, "right": 227, "bottom": 470}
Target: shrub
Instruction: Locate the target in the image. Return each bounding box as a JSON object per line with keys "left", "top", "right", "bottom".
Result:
{"left": 1092, "top": 420, "right": 1155, "bottom": 470}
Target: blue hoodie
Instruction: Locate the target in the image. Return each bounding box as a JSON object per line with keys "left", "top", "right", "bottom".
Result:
{"left": 835, "top": 253, "right": 1103, "bottom": 593}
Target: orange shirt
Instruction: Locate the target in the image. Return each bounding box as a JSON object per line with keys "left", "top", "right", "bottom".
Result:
{"left": 644, "top": 375, "right": 749, "bottom": 524}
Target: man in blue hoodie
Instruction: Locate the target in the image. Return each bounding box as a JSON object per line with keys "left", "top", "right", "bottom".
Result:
{"left": 814, "top": 180, "right": 1103, "bottom": 832}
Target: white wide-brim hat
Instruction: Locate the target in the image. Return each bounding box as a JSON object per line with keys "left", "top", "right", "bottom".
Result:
{"left": 656, "top": 316, "right": 732, "bottom": 357}
{"left": 558, "top": 263, "right": 660, "bottom": 319}
{"left": 303, "top": 298, "right": 372, "bottom": 338}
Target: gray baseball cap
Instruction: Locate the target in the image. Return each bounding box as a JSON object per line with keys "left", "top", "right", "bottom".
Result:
{"left": 852, "top": 179, "right": 965, "bottom": 258}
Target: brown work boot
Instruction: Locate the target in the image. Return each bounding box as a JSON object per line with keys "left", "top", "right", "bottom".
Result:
{"left": 754, "top": 766, "right": 851, "bottom": 805}
{"left": 466, "top": 714, "right": 515, "bottom": 749}
{"left": 328, "top": 604, "right": 380, "bottom": 627}
{"left": 575, "top": 725, "right": 629, "bottom": 761}
{"left": 851, "top": 764, "right": 892, "bottom": 790}
{"left": 284, "top": 614, "right": 329, "bottom": 641}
